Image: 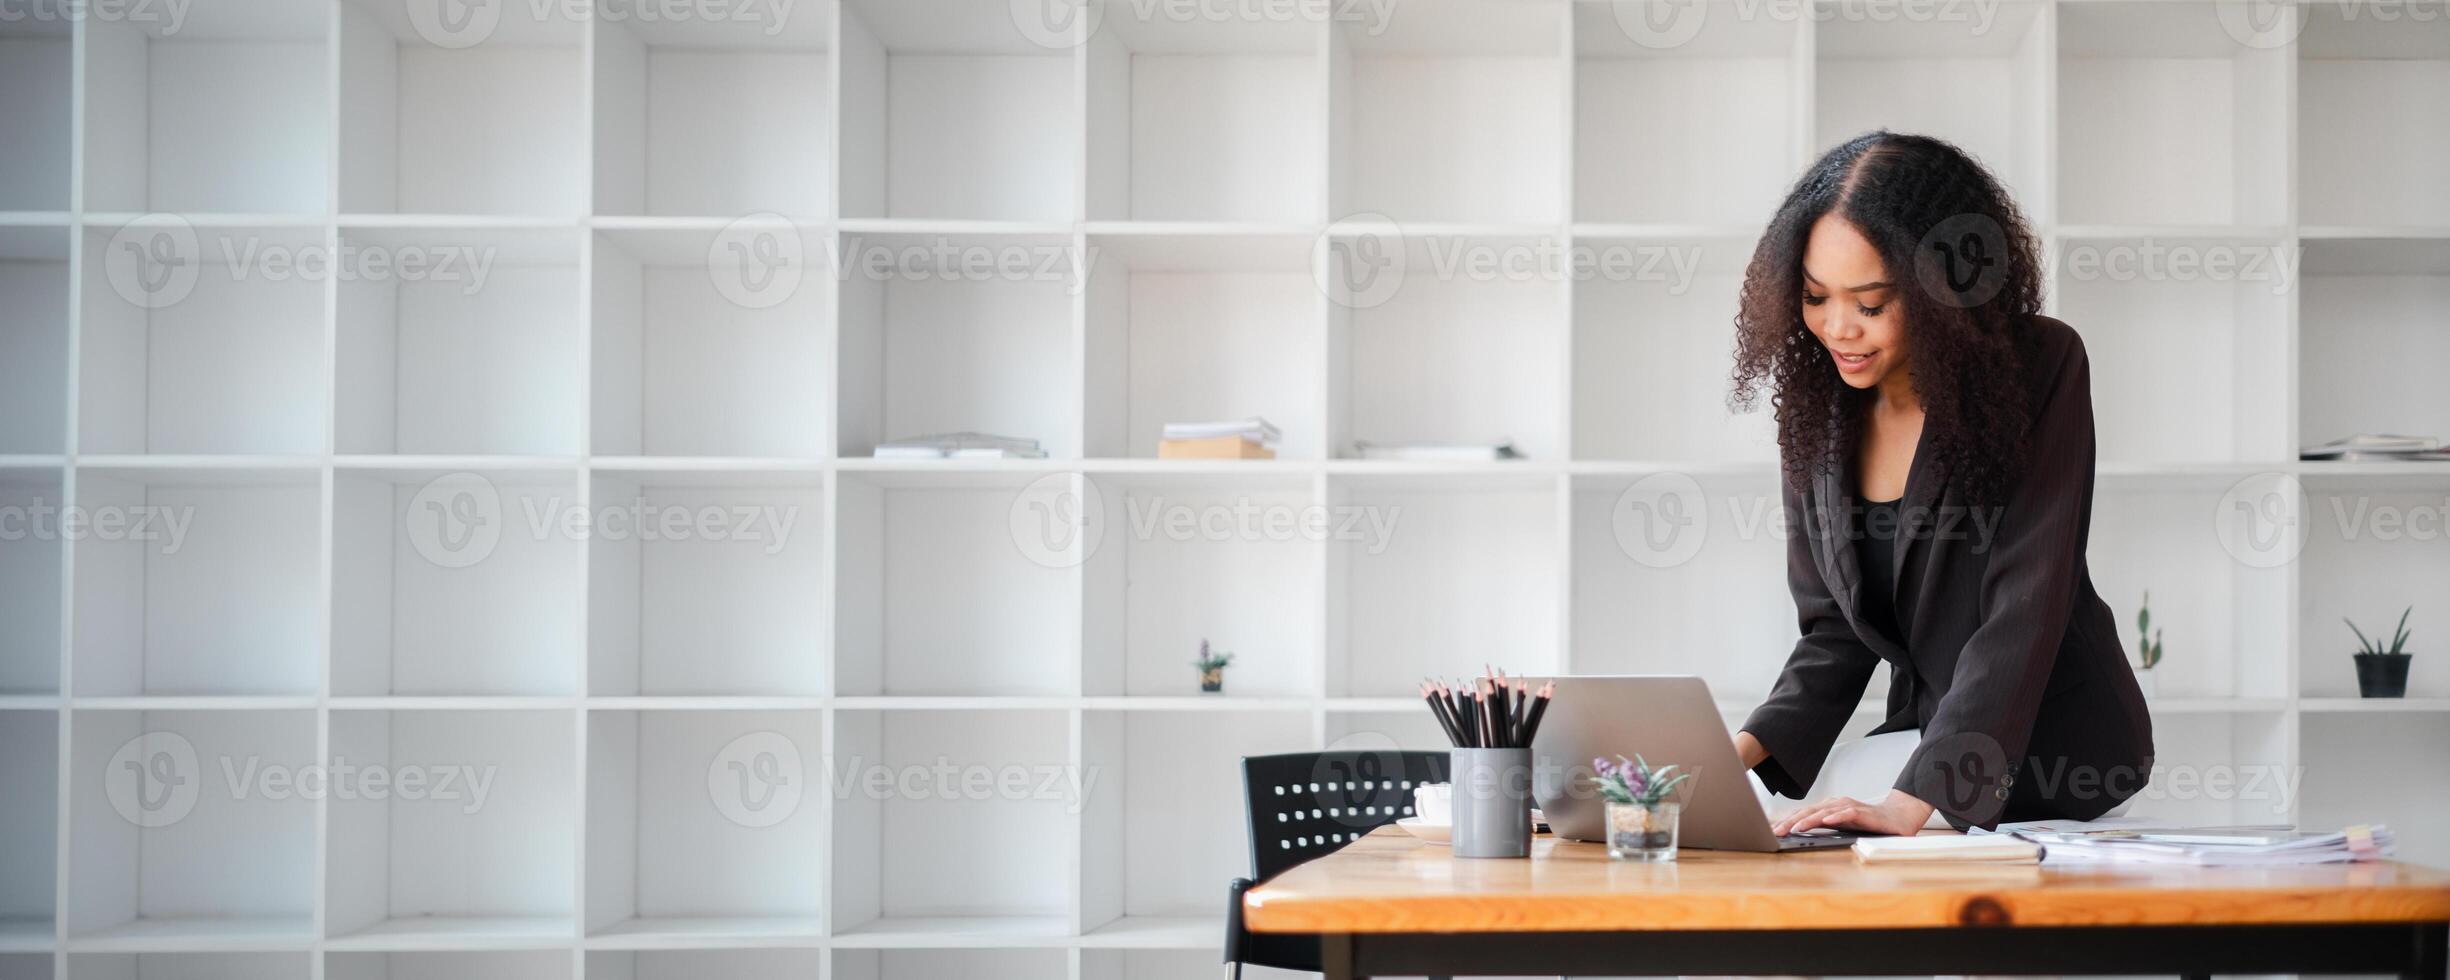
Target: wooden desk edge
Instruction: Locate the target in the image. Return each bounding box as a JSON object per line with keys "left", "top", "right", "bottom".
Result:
{"left": 1244, "top": 836, "right": 2450, "bottom": 934}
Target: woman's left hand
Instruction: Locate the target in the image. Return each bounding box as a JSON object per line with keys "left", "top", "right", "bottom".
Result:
{"left": 1771, "top": 789, "right": 1937, "bottom": 836}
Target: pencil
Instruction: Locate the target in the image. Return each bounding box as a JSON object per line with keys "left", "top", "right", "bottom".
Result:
{"left": 1520, "top": 681, "right": 1553, "bottom": 745}
{"left": 1509, "top": 679, "right": 1529, "bottom": 746}
{"left": 1422, "top": 681, "right": 1465, "bottom": 747}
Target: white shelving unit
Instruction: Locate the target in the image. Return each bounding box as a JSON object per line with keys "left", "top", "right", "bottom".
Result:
{"left": 5, "top": 0, "right": 2448, "bottom": 977}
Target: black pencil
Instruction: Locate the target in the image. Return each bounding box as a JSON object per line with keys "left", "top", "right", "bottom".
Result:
{"left": 1509, "top": 679, "right": 1529, "bottom": 746}
{"left": 1422, "top": 681, "right": 1465, "bottom": 747}
{"left": 1520, "top": 681, "right": 1553, "bottom": 745}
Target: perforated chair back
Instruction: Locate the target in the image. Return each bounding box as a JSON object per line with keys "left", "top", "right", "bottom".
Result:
{"left": 1241, "top": 750, "right": 1449, "bottom": 883}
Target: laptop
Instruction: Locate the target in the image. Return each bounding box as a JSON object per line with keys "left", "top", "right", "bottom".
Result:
{"left": 1526, "top": 675, "right": 1867, "bottom": 852}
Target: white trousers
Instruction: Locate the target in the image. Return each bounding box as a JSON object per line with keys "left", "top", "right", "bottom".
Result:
{"left": 1752, "top": 729, "right": 2133, "bottom": 830}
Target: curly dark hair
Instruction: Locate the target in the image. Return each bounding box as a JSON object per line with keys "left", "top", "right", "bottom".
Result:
{"left": 1729, "top": 131, "right": 2046, "bottom": 506}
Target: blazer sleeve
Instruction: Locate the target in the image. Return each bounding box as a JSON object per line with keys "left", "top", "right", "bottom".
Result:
{"left": 1892, "top": 332, "right": 2096, "bottom": 830}
{"left": 1741, "top": 479, "right": 1879, "bottom": 799}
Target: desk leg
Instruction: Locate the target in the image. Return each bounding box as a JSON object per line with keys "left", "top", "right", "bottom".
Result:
{"left": 2409, "top": 922, "right": 2447, "bottom": 980}
{"left": 1322, "top": 933, "right": 1358, "bottom": 980}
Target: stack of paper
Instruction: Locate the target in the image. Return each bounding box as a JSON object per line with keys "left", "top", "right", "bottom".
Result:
{"left": 874, "top": 432, "right": 1047, "bottom": 459}
{"left": 1353, "top": 439, "right": 1521, "bottom": 462}
{"left": 2301, "top": 434, "right": 2450, "bottom": 462}
{"left": 1159, "top": 418, "right": 1279, "bottom": 460}
{"left": 1853, "top": 834, "right": 2043, "bottom": 864}
{"left": 2012, "top": 824, "right": 2396, "bottom": 866}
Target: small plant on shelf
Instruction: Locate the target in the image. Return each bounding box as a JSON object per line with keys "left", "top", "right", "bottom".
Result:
{"left": 2133, "top": 591, "right": 2165, "bottom": 697}
{"left": 1194, "top": 639, "right": 1234, "bottom": 694}
{"left": 1592, "top": 754, "right": 1691, "bottom": 862}
{"left": 2346, "top": 606, "right": 2414, "bottom": 699}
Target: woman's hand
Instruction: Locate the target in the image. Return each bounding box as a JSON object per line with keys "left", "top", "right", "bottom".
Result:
{"left": 1771, "top": 789, "right": 1936, "bottom": 837}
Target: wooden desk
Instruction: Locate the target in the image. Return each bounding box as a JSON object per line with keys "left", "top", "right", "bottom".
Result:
{"left": 1243, "top": 829, "right": 2450, "bottom": 978}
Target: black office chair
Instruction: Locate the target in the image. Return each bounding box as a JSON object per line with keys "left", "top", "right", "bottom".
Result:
{"left": 1223, "top": 749, "right": 1451, "bottom": 979}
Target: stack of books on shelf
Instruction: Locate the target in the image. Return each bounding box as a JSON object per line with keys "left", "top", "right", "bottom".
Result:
{"left": 1159, "top": 417, "right": 1279, "bottom": 460}
{"left": 1353, "top": 439, "right": 1521, "bottom": 462}
{"left": 2301, "top": 434, "right": 2450, "bottom": 462}
{"left": 874, "top": 432, "right": 1047, "bottom": 459}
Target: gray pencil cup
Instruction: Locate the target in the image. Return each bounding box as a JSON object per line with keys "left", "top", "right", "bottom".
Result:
{"left": 1450, "top": 747, "right": 1532, "bottom": 858}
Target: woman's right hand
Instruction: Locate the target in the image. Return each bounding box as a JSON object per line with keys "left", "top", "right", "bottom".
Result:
{"left": 1734, "top": 730, "right": 1768, "bottom": 769}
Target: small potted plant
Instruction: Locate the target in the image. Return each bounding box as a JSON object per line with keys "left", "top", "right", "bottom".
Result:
{"left": 2347, "top": 607, "right": 2413, "bottom": 699}
{"left": 1193, "top": 640, "right": 1234, "bottom": 694}
{"left": 1592, "top": 754, "right": 1692, "bottom": 863}
{"left": 2133, "top": 591, "right": 2164, "bottom": 698}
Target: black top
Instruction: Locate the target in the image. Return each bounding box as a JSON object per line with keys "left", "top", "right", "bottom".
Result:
{"left": 1854, "top": 495, "right": 1905, "bottom": 646}
{"left": 1741, "top": 315, "right": 2155, "bottom": 831}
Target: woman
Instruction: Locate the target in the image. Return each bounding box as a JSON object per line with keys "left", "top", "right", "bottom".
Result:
{"left": 1730, "top": 132, "right": 2153, "bottom": 834}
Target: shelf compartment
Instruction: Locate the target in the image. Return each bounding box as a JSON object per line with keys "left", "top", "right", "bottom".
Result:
{"left": 2298, "top": 478, "right": 2450, "bottom": 700}
{"left": 69, "top": 953, "right": 310, "bottom": 980}
{"left": 1085, "top": 949, "right": 1298, "bottom": 980}
{"left": 333, "top": 468, "right": 583, "bottom": 697}
{"left": 2088, "top": 481, "right": 2290, "bottom": 700}
{"left": 2297, "top": 3, "right": 2450, "bottom": 229}
{"left": 1084, "top": 232, "right": 1322, "bottom": 460}
{"left": 830, "top": 710, "right": 1074, "bottom": 940}
{"left": 589, "top": 472, "right": 827, "bottom": 697}
{"left": 329, "top": 950, "right": 570, "bottom": 980}
{"left": 1573, "top": 1, "right": 1802, "bottom": 226}
{"left": 2298, "top": 238, "right": 2450, "bottom": 455}
{"left": 1329, "top": 232, "right": 1567, "bottom": 460}
{"left": 836, "top": 230, "right": 1080, "bottom": 458}
{"left": 0, "top": 225, "right": 66, "bottom": 453}
{"left": 837, "top": 0, "right": 1076, "bottom": 222}
{"left": 325, "top": 709, "right": 577, "bottom": 947}
{"left": 833, "top": 949, "right": 1068, "bottom": 980}
{"left": 591, "top": 5, "right": 831, "bottom": 219}
{"left": 1327, "top": 476, "right": 1560, "bottom": 697}
{"left": 1081, "top": 471, "right": 1322, "bottom": 698}
{"left": 1331, "top": 0, "right": 1566, "bottom": 223}
{"left": 78, "top": 222, "right": 325, "bottom": 455}
{"left": 0, "top": 712, "right": 54, "bottom": 944}
{"left": 0, "top": 20, "right": 68, "bottom": 212}
{"left": 1569, "top": 471, "right": 1789, "bottom": 692}
{"left": 1323, "top": 708, "right": 1446, "bottom": 755}
{"left": 1080, "top": 710, "right": 1310, "bottom": 934}
{"left": 338, "top": 227, "right": 583, "bottom": 456}
{"left": 338, "top": 0, "right": 586, "bottom": 217}
{"left": 66, "top": 710, "right": 318, "bottom": 944}
{"left": 81, "top": 2, "right": 328, "bottom": 214}
{"left": 0, "top": 956, "right": 44, "bottom": 980}
{"left": 2057, "top": 2, "right": 2289, "bottom": 228}
{"left": 2050, "top": 235, "right": 2291, "bottom": 463}
{"left": 836, "top": 471, "right": 1080, "bottom": 697}
{"left": 2120, "top": 711, "right": 2290, "bottom": 829}
{"left": 585, "top": 710, "right": 824, "bottom": 941}
{"left": 1570, "top": 236, "right": 1773, "bottom": 462}
{"left": 1085, "top": 7, "right": 1322, "bottom": 222}
{"left": 0, "top": 468, "right": 61, "bottom": 695}
{"left": 71, "top": 469, "right": 320, "bottom": 697}
{"left": 587, "top": 950, "right": 823, "bottom": 979}
{"left": 592, "top": 227, "right": 832, "bottom": 458}
{"left": 2301, "top": 712, "right": 2450, "bottom": 868}
{"left": 1814, "top": 0, "right": 2049, "bottom": 210}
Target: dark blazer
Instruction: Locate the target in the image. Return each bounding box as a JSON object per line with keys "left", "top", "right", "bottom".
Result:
{"left": 1741, "top": 315, "right": 2154, "bottom": 831}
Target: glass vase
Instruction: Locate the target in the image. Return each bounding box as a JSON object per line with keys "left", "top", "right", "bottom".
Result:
{"left": 1605, "top": 800, "right": 1680, "bottom": 862}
